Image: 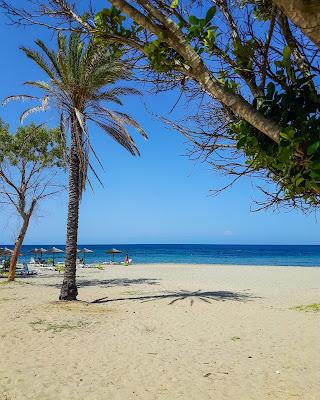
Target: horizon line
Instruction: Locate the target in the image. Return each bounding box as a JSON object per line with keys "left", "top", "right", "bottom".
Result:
{"left": 3, "top": 243, "right": 320, "bottom": 246}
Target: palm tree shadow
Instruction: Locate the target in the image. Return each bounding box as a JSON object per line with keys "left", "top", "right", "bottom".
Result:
{"left": 78, "top": 278, "right": 160, "bottom": 288}
{"left": 91, "top": 289, "right": 257, "bottom": 305}
{"left": 42, "top": 277, "right": 160, "bottom": 289}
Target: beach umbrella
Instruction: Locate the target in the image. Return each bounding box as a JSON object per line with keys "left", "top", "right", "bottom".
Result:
{"left": 47, "top": 247, "right": 64, "bottom": 265}
{"left": 0, "top": 248, "right": 16, "bottom": 264}
{"left": 29, "top": 248, "right": 47, "bottom": 257}
{"left": 0, "top": 247, "right": 13, "bottom": 257}
{"left": 105, "top": 248, "right": 122, "bottom": 262}
{"left": 29, "top": 248, "right": 40, "bottom": 256}
{"left": 77, "top": 248, "right": 93, "bottom": 264}
{"left": 3, "top": 247, "right": 13, "bottom": 255}
{"left": 38, "top": 248, "right": 48, "bottom": 258}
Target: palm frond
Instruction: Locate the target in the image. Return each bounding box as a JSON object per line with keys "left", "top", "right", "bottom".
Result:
{"left": 2, "top": 94, "right": 38, "bottom": 106}
{"left": 101, "top": 87, "right": 142, "bottom": 97}
{"left": 68, "top": 33, "right": 84, "bottom": 84}
{"left": 90, "top": 105, "right": 147, "bottom": 140}
{"left": 35, "top": 39, "right": 63, "bottom": 79}
{"left": 79, "top": 38, "right": 97, "bottom": 84}
{"left": 93, "top": 87, "right": 142, "bottom": 105}
{"left": 92, "top": 119, "right": 140, "bottom": 156}
{"left": 56, "top": 33, "right": 71, "bottom": 85}
{"left": 20, "top": 46, "right": 55, "bottom": 80}
{"left": 88, "top": 161, "right": 104, "bottom": 187}
{"left": 60, "top": 113, "right": 68, "bottom": 166}
{"left": 74, "top": 108, "right": 104, "bottom": 170}
{"left": 20, "top": 96, "right": 49, "bottom": 123}
{"left": 110, "top": 110, "right": 148, "bottom": 139}
{"left": 74, "top": 108, "right": 86, "bottom": 134}
{"left": 24, "top": 81, "right": 51, "bottom": 91}
{"left": 79, "top": 139, "right": 89, "bottom": 195}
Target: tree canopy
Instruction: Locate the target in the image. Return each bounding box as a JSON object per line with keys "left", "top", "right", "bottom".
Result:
{"left": 0, "top": 121, "right": 64, "bottom": 280}
{"left": 0, "top": 121, "right": 64, "bottom": 214}
{"left": 92, "top": 0, "right": 320, "bottom": 210}
{"left": 0, "top": 121, "right": 63, "bottom": 168}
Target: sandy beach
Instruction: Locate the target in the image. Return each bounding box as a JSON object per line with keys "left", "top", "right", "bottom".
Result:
{"left": 0, "top": 263, "right": 319, "bottom": 400}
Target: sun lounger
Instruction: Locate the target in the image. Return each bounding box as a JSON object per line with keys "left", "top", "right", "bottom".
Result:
{"left": 16, "top": 263, "right": 38, "bottom": 276}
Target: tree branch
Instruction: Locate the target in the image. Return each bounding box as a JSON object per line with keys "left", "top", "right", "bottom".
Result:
{"left": 110, "top": 0, "right": 282, "bottom": 142}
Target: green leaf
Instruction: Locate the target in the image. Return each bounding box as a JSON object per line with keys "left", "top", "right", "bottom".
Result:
{"left": 295, "top": 177, "right": 304, "bottom": 186}
{"left": 188, "top": 15, "right": 199, "bottom": 25}
{"left": 280, "top": 127, "right": 295, "bottom": 140}
{"left": 266, "top": 82, "right": 275, "bottom": 96}
{"left": 310, "top": 170, "right": 320, "bottom": 180}
{"left": 282, "top": 45, "right": 291, "bottom": 67}
{"left": 205, "top": 6, "right": 216, "bottom": 23}
{"left": 310, "top": 161, "right": 320, "bottom": 170}
{"left": 170, "top": 0, "right": 178, "bottom": 9}
{"left": 236, "top": 136, "right": 247, "bottom": 148}
{"left": 307, "top": 141, "right": 320, "bottom": 155}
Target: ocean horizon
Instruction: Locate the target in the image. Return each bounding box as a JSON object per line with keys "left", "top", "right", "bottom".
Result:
{"left": 2, "top": 244, "right": 320, "bottom": 267}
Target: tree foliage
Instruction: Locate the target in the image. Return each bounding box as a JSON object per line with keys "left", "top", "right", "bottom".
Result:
{"left": 0, "top": 121, "right": 63, "bottom": 168}
{"left": 92, "top": 0, "right": 320, "bottom": 210}
{"left": 0, "top": 121, "right": 64, "bottom": 280}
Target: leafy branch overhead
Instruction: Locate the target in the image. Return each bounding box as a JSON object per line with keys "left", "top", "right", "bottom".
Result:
{"left": 92, "top": 0, "right": 320, "bottom": 209}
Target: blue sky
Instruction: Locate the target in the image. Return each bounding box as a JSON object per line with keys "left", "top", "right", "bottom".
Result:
{"left": 0, "top": 3, "right": 319, "bottom": 245}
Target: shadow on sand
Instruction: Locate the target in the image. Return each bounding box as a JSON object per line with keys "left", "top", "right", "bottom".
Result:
{"left": 91, "top": 289, "right": 257, "bottom": 306}
{"left": 42, "top": 277, "right": 161, "bottom": 289}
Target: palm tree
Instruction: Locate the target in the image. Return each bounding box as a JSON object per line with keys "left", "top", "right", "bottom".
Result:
{"left": 4, "top": 33, "right": 147, "bottom": 300}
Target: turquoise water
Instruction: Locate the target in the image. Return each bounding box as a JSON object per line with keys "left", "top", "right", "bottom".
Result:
{"left": 3, "top": 244, "right": 320, "bottom": 266}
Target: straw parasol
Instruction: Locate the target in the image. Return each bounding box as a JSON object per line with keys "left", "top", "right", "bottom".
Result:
{"left": 47, "top": 247, "right": 64, "bottom": 265}
{"left": 0, "top": 247, "right": 13, "bottom": 257}
{"left": 29, "top": 248, "right": 47, "bottom": 258}
{"left": 29, "top": 248, "right": 39, "bottom": 253}
{"left": 105, "top": 248, "right": 122, "bottom": 262}
{"left": 77, "top": 248, "right": 93, "bottom": 264}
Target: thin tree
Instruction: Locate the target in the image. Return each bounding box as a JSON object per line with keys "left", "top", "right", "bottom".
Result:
{"left": 4, "top": 33, "right": 147, "bottom": 299}
{"left": 0, "top": 121, "right": 64, "bottom": 281}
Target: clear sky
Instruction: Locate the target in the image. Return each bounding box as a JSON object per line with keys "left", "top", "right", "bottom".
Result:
{"left": 0, "top": 3, "right": 319, "bottom": 245}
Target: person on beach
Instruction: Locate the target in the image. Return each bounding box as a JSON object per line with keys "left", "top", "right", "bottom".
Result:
{"left": 124, "top": 252, "right": 129, "bottom": 266}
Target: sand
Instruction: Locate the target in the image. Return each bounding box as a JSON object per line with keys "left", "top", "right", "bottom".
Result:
{"left": 0, "top": 263, "right": 319, "bottom": 400}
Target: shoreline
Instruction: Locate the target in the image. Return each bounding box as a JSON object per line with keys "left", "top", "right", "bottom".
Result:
{"left": 108, "top": 262, "right": 320, "bottom": 268}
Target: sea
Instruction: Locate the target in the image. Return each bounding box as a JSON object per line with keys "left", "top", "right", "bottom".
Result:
{"left": 4, "top": 244, "right": 320, "bottom": 267}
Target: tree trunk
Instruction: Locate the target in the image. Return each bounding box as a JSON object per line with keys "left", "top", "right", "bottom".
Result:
{"left": 273, "top": 0, "right": 320, "bottom": 50}
{"left": 59, "top": 118, "right": 81, "bottom": 300}
{"left": 7, "top": 200, "right": 36, "bottom": 282}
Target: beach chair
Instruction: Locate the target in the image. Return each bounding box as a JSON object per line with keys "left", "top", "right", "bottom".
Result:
{"left": 17, "top": 263, "right": 38, "bottom": 276}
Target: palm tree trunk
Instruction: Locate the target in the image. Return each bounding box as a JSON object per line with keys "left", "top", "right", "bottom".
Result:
{"left": 59, "top": 121, "right": 80, "bottom": 300}
{"left": 8, "top": 200, "right": 36, "bottom": 282}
